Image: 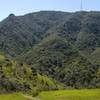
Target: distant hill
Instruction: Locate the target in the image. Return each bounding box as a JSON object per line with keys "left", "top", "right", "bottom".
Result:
{"left": 0, "top": 11, "right": 100, "bottom": 89}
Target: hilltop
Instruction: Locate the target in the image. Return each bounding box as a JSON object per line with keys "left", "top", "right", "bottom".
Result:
{"left": 0, "top": 11, "right": 100, "bottom": 91}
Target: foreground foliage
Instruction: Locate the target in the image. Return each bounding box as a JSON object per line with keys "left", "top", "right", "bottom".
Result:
{"left": 0, "top": 55, "right": 62, "bottom": 93}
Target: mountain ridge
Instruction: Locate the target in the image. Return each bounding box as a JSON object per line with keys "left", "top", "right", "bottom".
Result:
{"left": 0, "top": 11, "right": 100, "bottom": 90}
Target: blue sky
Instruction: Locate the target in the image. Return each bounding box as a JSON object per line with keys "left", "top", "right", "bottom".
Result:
{"left": 0, "top": 0, "right": 100, "bottom": 21}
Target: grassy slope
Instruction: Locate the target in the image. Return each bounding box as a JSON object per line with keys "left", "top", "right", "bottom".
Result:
{"left": 37, "top": 89, "right": 100, "bottom": 100}
{"left": 0, "top": 93, "right": 31, "bottom": 100}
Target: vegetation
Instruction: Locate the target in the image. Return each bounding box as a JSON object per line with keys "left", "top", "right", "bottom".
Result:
{"left": 0, "top": 54, "right": 62, "bottom": 94}
{"left": 38, "top": 89, "right": 100, "bottom": 100}
{"left": 0, "top": 93, "right": 31, "bottom": 100}
{"left": 1, "top": 11, "right": 100, "bottom": 93}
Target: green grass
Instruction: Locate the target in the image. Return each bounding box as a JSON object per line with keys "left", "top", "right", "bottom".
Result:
{"left": 37, "top": 89, "right": 100, "bottom": 100}
{"left": 0, "top": 89, "right": 100, "bottom": 100}
{"left": 0, "top": 93, "right": 31, "bottom": 100}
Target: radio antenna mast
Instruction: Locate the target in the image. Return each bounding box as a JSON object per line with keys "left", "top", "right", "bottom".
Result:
{"left": 81, "top": 0, "right": 83, "bottom": 11}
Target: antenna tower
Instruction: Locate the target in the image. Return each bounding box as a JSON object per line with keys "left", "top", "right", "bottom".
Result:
{"left": 81, "top": 0, "right": 83, "bottom": 11}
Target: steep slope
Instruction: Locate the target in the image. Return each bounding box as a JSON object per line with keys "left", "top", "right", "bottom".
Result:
{"left": 0, "top": 55, "right": 62, "bottom": 93}
{"left": 0, "top": 11, "right": 69, "bottom": 57}
{"left": 1, "top": 11, "right": 100, "bottom": 89}
{"left": 19, "top": 35, "right": 97, "bottom": 88}
{"left": 1, "top": 11, "right": 100, "bottom": 59}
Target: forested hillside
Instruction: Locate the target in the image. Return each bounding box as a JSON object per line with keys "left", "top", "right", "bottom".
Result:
{"left": 0, "top": 11, "right": 100, "bottom": 90}
{"left": 0, "top": 55, "right": 62, "bottom": 95}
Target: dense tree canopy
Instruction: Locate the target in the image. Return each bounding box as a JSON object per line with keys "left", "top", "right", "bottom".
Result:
{"left": 0, "top": 11, "right": 100, "bottom": 91}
